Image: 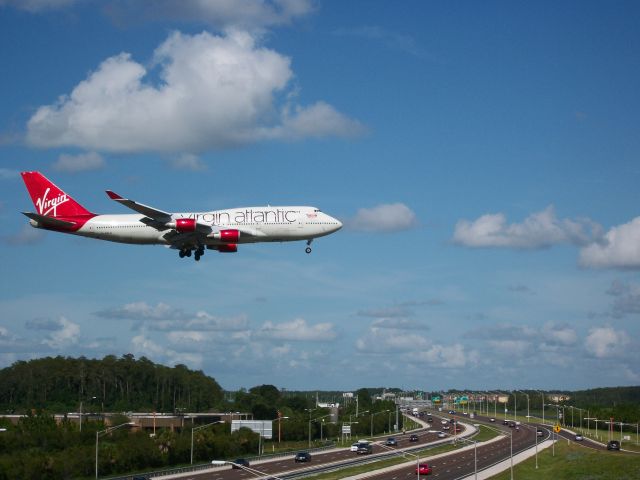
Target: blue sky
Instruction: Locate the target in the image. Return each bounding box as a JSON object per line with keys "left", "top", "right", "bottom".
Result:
{"left": 1, "top": 0, "right": 639, "bottom": 393}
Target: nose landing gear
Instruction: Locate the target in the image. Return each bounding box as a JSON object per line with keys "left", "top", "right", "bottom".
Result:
{"left": 305, "top": 239, "right": 313, "bottom": 254}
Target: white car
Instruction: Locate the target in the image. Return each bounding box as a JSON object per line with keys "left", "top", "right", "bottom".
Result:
{"left": 575, "top": 435, "right": 584, "bottom": 441}
{"left": 441, "top": 419, "right": 448, "bottom": 425}
{"left": 437, "top": 431, "right": 446, "bottom": 438}
{"left": 350, "top": 443, "right": 359, "bottom": 452}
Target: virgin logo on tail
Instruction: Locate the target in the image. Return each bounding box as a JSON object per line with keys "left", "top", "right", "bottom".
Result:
{"left": 36, "top": 187, "right": 69, "bottom": 217}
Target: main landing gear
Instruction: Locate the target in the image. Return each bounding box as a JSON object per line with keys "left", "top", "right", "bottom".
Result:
{"left": 305, "top": 239, "right": 313, "bottom": 254}
{"left": 178, "top": 246, "right": 205, "bottom": 261}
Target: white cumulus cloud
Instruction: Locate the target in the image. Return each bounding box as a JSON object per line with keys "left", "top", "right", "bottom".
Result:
{"left": 257, "top": 318, "right": 336, "bottom": 341}
{"left": 584, "top": 326, "right": 628, "bottom": 358}
{"left": 42, "top": 316, "right": 80, "bottom": 349}
{"left": 453, "top": 206, "right": 601, "bottom": 249}
{"left": 579, "top": 217, "right": 640, "bottom": 270}
{"left": 348, "top": 203, "right": 418, "bottom": 232}
{"left": 26, "top": 30, "right": 362, "bottom": 154}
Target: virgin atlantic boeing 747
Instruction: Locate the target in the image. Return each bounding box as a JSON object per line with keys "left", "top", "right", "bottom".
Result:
{"left": 21, "top": 171, "right": 342, "bottom": 261}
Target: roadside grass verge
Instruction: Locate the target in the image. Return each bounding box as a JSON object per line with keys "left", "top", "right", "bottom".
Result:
{"left": 489, "top": 439, "right": 640, "bottom": 479}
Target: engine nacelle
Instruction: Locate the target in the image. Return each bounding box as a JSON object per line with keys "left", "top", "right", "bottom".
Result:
{"left": 214, "top": 229, "right": 240, "bottom": 243}
{"left": 170, "top": 218, "right": 196, "bottom": 233}
{"left": 217, "top": 243, "right": 237, "bottom": 253}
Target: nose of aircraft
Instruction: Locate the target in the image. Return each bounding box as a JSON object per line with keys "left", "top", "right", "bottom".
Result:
{"left": 331, "top": 216, "right": 343, "bottom": 232}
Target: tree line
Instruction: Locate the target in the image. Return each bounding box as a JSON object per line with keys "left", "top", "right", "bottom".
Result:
{"left": 0, "top": 356, "right": 403, "bottom": 478}
{"left": 0, "top": 354, "right": 224, "bottom": 413}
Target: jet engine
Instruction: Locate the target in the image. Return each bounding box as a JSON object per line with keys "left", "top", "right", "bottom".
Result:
{"left": 213, "top": 229, "right": 240, "bottom": 243}
{"left": 217, "top": 244, "right": 237, "bottom": 253}
{"left": 167, "top": 218, "right": 196, "bottom": 233}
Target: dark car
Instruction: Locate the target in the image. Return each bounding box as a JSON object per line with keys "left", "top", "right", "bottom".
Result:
{"left": 385, "top": 437, "right": 398, "bottom": 446}
{"left": 427, "top": 417, "right": 433, "bottom": 423}
{"left": 294, "top": 451, "right": 312, "bottom": 462}
{"left": 410, "top": 434, "right": 419, "bottom": 442}
{"left": 231, "top": 458, "right": 250, "bottom": 469}
{"left": 502, "top": 420, "right": 509, "bottom": 425}
{"left": 357, "top": 443, "right": 373, "bottom": 454}
{"left": 607, "top": 440, "right": 621, "bottom": 451}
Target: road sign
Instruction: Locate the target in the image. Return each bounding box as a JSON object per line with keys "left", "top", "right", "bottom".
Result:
{"left": 554, "top": 424, "right": 561, "bottom": 433}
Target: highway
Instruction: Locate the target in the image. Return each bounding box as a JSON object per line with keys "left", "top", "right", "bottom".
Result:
{"left": 158, "top": 411, "right": 632, "bottom": 480}
{"left": 173, "top": 419, "right": 469, "bottom": 479}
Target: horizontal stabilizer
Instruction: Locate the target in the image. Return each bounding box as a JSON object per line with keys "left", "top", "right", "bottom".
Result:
{"left": 22, "top": 212, "right": 76, "bottom": 228}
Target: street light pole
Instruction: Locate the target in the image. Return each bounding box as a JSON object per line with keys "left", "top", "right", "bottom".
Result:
{"left": 370, "top": 410, "right": 389, "bottom": 437}
{"left": 95, "top": 422, "right": 134, "bottom": 479}
{"left": 191, "top": 420, "right": 225, "bottom": 464}
{"left": 309, "top": 414, "right": 331, "bottom": 448}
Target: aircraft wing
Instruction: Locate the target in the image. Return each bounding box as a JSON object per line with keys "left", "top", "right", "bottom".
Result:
{"left": 106, "top": 190, "right": 172, "bottom": 222}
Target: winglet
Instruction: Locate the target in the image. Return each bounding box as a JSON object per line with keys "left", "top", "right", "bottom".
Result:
{"left": 106, "top": 190, "right": 123, "bottom": 200}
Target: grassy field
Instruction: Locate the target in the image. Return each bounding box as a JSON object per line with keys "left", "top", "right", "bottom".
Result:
{"left": 489, "top": 439, "right": 640, "bottom": 479}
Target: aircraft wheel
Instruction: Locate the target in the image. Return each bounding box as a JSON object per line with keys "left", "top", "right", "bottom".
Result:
{"left": 305, "top": 247, "right": 312, "bottom": 254}
{"left": 186, "top": 250, "right": 192, "bottom": 257}
{"left": 179, "top": 250, "right": 185, "bottom": 258}
{"left": 194, "top": 253, "right": 201, "bottom": 261}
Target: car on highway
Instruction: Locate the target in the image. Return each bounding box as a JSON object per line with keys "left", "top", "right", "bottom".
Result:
{"left": 502, "top": 420, "right": 509, "bottom": 425}
{"left": 357, "top": 443, "right": 373, "bottom": 454}
{"left": 231, "top": 458, "right": 250, "bottom": 469}
{"left": 437, "top": 431, "right": 446, "bottom": 438}
{"left": 536, "top": 429, "right": 544, "bottom": 437}
{"left": 410, "top": 434, "right": 419, "bottom": 442}
{"left": 607, "top": 440, "right": 620, "bottom": 451}
{"left": 454, "top": 426, "right": 462, "bottom": 433}
{"left": 441, "top": 419, "right": 448, "bottom": 425}
{"left": 294, "top": 452, "right": 311, "bottom": 462}
{"left": 489, "top": 418, "right": 495, "bottom": 422}
{"left": 442, "top": 424, "right": 450, "bottom": 430}
{"left": 385, "top": 437, "right": 398, "bottom": 446}
{"left": 351, "top": 440, "right": 370, "bottom": 451}
{"left": 575, "top": 435, "right": 583, "bottom": 441}
{"left": 427, "top": 417, "right": 433, "bottom": 423}
{"left": 415, "top": 463, "right": 433, "bottom": 475}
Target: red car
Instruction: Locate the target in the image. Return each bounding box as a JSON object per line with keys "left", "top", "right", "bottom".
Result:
{"left": 416, "top": 463, "right": 432, "bottom": 475}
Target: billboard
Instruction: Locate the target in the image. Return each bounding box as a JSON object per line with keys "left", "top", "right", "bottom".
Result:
{"left": 231, "top": 420, "right": 273, "bottom": 439}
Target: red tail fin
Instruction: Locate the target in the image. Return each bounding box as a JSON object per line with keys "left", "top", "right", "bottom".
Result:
{"left": 21, "top": 171, "right": 94, "bottom": 218}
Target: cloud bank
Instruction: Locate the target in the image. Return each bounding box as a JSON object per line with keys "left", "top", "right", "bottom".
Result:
{"left": 27, "top": 30, "right": 363, "bottom": 154}
{"left": 453, "top": 206, "right": 601, "bottom": 249}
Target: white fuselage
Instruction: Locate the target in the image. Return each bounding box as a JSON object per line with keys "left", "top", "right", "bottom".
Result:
{"left": 59, "top": 206, "right": 342, "bottom": 246}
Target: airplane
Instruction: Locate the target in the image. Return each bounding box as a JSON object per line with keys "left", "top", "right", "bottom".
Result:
{"left": 20, "top": 171, "right": 342, "bottom": 261}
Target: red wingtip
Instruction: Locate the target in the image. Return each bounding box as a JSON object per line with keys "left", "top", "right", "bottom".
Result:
{"left": 106, "top": 190, "right": 123, "bottom": 200}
